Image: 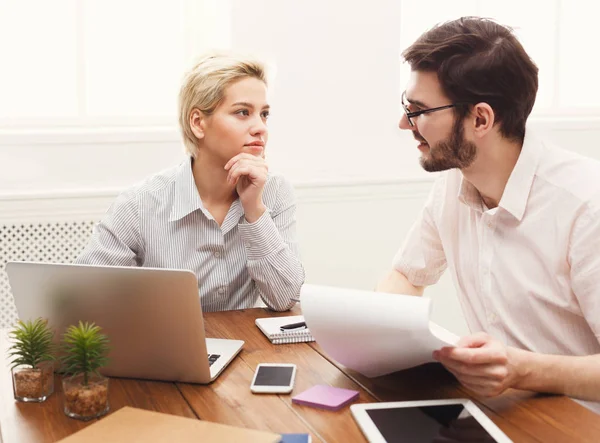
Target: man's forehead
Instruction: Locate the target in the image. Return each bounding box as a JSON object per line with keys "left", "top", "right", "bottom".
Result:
{"left": 405, "top": 71, "right": 446, "bottom": 104}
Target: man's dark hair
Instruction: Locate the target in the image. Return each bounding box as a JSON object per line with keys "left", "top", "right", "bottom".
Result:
{"left": 402, "top": 17, "right": 538, "bottom": 142}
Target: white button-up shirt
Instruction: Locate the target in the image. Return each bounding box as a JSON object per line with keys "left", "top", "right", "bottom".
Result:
{"left": 394, "top": 132, "right": 600, "bottom": 359}
{"left": 76, "top": 158, "right": 304, "bottom": 312}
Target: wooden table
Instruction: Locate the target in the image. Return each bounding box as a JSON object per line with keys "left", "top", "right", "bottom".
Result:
{"left": 2, "top": 307, "right": 599, "bottom": 442}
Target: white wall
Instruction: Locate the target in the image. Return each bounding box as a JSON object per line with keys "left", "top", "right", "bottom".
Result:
{"left": 3, "top": 0, "right": 600, "bottom": 194}
{"left": 231, "top": 0, "right": 423, "bottom": 184}
{"left": 0, "top": 0, "right": 421, "bottom": 194}
{"left": 294, "top": 179, "right": 467, "bottom": 335}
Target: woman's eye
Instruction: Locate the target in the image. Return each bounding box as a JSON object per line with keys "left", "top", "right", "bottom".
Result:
{"left": 261, "top": 111, "right": 270, "bottom": 119}
{"left": 235, "top": 109, "right": 249, "bottom": 116}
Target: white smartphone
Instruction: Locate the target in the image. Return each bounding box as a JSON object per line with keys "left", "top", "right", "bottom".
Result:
{"left": 250, "top": 363, "right": 297, "bottom": 394}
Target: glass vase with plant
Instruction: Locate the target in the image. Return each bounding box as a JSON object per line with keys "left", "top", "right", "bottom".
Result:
{"left": 8, "top": 318, "right": 55, "bottom": 402}
{"left": 61, "top": 321, "right": 110, "bottom": 420}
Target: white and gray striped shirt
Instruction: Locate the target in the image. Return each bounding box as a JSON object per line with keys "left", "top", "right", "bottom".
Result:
{"left": 75, "top": 157, "right": 305, "bottom": 312}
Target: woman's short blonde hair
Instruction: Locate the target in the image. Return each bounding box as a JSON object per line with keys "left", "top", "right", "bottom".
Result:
{"left": 178, "top": 52, "right": 268, "bottom": 158}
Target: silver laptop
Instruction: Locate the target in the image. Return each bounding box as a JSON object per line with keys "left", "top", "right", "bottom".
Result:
{"left": 5, "top": 261, "right": 244, "bottom": 384}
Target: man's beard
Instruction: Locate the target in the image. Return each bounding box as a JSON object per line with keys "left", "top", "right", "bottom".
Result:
{"left": 419, "top": 118, "right": 477, "bottom": 172}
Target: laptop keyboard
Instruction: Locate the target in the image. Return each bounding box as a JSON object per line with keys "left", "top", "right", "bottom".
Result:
{"left": 207, "top": 354, "right": 221, "bottom": 366}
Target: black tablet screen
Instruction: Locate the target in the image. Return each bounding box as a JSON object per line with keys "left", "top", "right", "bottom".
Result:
{"left": 365, "top": 404, "right": 497, "bottom": 442}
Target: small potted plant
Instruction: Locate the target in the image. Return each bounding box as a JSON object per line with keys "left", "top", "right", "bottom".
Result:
{"left": 8, "top": 318, "right": 55, "bottom": 402}
{"left": 61, "top": 321, "right": 110, "bottom": 420}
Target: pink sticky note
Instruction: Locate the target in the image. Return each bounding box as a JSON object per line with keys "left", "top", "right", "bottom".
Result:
{"left": 292, "top": 385, "right": 359, "bottom": 411}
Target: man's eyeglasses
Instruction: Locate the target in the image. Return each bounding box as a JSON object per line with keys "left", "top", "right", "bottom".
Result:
{"left": 401, "top": 92, "right": 469, "bottom": 127}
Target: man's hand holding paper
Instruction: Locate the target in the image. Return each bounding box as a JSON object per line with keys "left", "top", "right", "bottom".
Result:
{"left": 433, "top": 332, "right": 519, "bottom": 397}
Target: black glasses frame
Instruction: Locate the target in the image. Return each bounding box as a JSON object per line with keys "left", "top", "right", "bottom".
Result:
{"left": 401, "top": 92, "right": 470, "bottom": 127}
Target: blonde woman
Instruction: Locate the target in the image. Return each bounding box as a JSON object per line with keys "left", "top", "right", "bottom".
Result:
{"left": 76, "top": 53, "right": 304, "bottom": 312}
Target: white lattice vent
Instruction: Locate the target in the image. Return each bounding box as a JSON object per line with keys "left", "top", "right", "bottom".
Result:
{"left": 0, "top": 221, "right": 96, "bottom": 328}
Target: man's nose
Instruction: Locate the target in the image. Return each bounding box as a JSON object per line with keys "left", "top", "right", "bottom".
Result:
{"left": 399, "top": 113, "right": 414, "bottom": 131}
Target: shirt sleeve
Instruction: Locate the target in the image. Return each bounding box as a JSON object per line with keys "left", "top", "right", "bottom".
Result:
{"left": 75, "top": 189, "right": 144, "bottom": 267}
{"left": 569, "top": 204, "right": 600, "bottom": 342}
{"left": 237, "top": 176, "right": 305, "bottom": 311}
{"left": 392, "top": 176, "right": 447, "bottom": 286}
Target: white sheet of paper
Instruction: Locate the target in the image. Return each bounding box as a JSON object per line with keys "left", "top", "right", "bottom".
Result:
{"left": 300, "top": 284, "right": 460, "bottom": 377}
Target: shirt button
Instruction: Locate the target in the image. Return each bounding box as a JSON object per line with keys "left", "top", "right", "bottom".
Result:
{"left": 488, "top": 312, "right": 497, "bottom": 323}
{"left": 487, "top": 222, "right": 493, "bottom": 229}
{"left": 217, "top": 287, "right": 226, "bottom": 295}
{"left": 214, "top": 251, "right": 221, "bottom": 258}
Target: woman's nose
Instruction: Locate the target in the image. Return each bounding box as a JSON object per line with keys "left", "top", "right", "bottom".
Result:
{"left": 251, "top": 118, "right": 267, "bottom": 135}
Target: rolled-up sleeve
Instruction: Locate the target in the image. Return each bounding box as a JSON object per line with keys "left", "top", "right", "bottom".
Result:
{"left": 393, "top": 177, "right": 447, "bottom": 286}
{"left": 75, "top": 190, "right": 144, "bottom": 267}
{"left": 238, "top": 177, "right": 305, "bottom": 311}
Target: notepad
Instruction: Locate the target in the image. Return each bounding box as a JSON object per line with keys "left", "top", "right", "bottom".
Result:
{"left": 292, "top": 385, "right": 360, "bottom": 411}
{"left": 255, "top": 315, "right": 315, "bottom": 344}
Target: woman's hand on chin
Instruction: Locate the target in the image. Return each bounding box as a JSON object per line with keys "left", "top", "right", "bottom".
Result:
{"left": 224, "top": 151, "right": 268, "bottom": 222}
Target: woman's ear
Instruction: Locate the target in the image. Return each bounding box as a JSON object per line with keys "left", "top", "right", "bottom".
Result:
{"left": 471, "top": 103, "right": 495, "bottom": 138}
{"left": 189, "top": 109, "right": 206, "bottom": 140}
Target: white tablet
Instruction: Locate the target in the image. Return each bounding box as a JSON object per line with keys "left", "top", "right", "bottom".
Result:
{"left": 351, "top": 399, "right": 512, "bottom": 443}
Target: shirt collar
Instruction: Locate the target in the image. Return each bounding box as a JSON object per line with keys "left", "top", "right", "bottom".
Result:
{"left": 169, "top": 157, "right": 205, "bottom": 222}
{"left": 458, "top": 130, "right": 543, "bottom": 221}
{"left": 497, "top": 130, "right": 542, "bottom": 221}
{"left": 458, "top": 175, "right": 485, "bottom": 212}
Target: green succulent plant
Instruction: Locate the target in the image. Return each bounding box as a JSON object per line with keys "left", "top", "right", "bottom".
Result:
{"left": 61, "top": 321, "right": 110, "bottom": 386}
{"left": 7, "top": 318, "right": 55, "bottom": 370}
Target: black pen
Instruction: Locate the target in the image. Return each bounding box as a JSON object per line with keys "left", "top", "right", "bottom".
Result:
{"left": 280, "top": 321, "right": 306, "bottom": 331}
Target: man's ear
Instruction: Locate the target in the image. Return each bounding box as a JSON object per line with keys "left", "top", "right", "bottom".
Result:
{"left": 471, "top": 103, "right": 495, "bottom": 138}
{"left": 189, "top": 109, "right": 206, "bottom": 140}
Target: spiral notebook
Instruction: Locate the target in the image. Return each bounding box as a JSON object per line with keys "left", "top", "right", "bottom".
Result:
{"left": 255, "top": 315, "right": 315, "bottom": 344}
